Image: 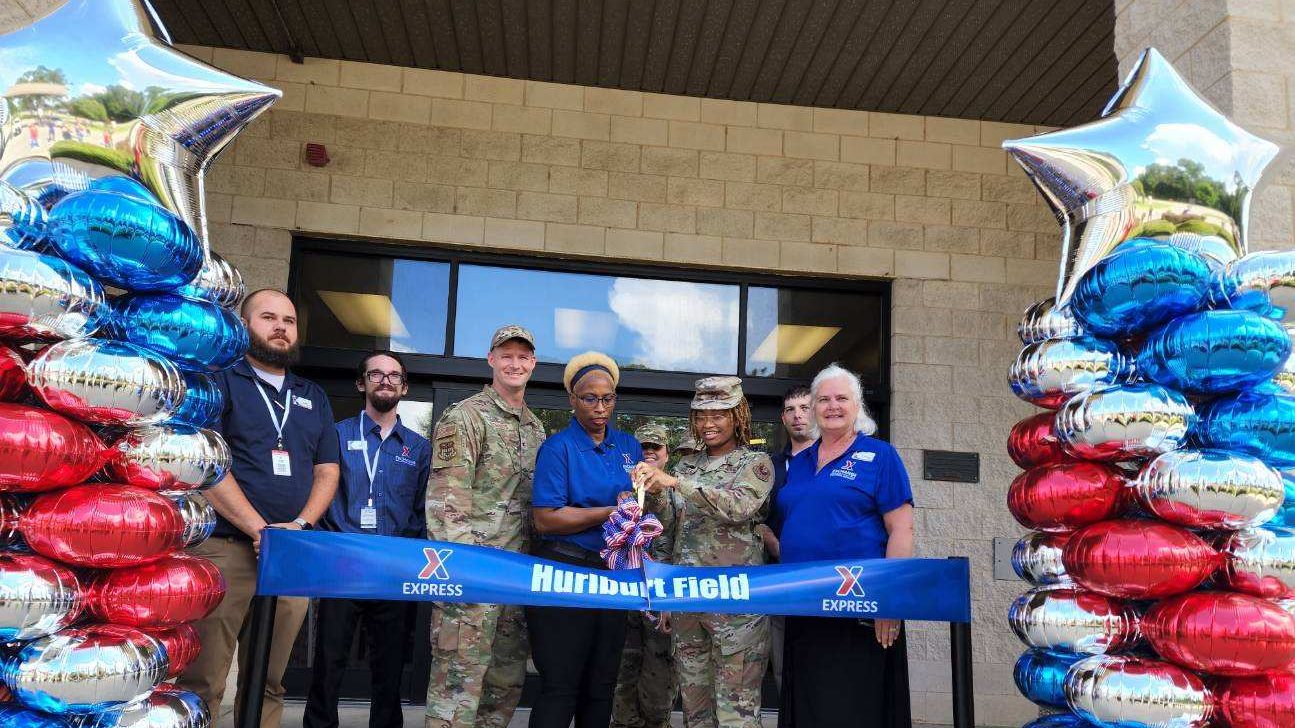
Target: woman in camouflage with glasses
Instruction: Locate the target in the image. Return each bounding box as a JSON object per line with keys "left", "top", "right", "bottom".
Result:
{"left": 633, "top": 376, "right": 775, "bottom": 728}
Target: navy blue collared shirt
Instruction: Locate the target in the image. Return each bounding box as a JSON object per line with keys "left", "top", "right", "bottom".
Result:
{"left": 211, "top": 360, "right": 341, "bottom": 539}
{"left": 774, "top": 433, "right": 913, "bottom": 563}
{"left": 532, "top": 419, "right": 644, "bottom": 553}
{"left": 327, "top": 413, "right": 431, "bottom": 537}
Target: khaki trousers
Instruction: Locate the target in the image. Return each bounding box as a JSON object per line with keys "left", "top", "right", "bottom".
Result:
{"left": 177, "top": 537, "right": 309, "bottom": 728}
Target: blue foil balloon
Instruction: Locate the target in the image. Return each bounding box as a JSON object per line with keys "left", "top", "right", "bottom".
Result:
{"left": 1070, "top": 239, "right": 1213, "bottom": 338}
{"left": 168, "top": 372, "right": 224, "bottom": 429}
{"left": 47, "top": 190, "right": 202, "bottom": 292}
{"left": 0, "top": 182, "right": 47, "bottom": 251}
{"left": 0, "top": 706, "right": 69, "bottom": 728}
{"left": 112, "top": 294, "right": 247, "bottom": 372}
{"left": 1023, "top": 715, "right": 1094, "bottom": 728}
{"left": 1199, "top": 391, "right": 1295, "bottom": 468}
{"left": 1269, "top": 472, "right": 1295, "bottom": 531}
{"left": 1015, "top": 649, "right": 1086, "bottom": 708}
{"left": 87, "top": 177, "right": 155, "bottom": 203}
{"left": 1137, "top": 309, "right": 1291, "bottom": 394}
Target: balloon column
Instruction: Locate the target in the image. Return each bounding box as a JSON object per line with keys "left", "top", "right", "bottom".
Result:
{"left": 1004, "top": 49, "right": 1294, "bottom": 728}
{"left": 0, "top": 1, "right": 275, "bottom": 725}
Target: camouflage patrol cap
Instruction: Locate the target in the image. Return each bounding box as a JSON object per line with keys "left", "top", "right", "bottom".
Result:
{"left": 691, "top": 375, "right": 744, "bottom": 410}
{"left": 490, "top": 324, "right": 535, "bottom": 351}
{"left": 634, "top": 423, "right": 670, "bottom": 448}
{"left": 673, "top": 433, "right": 701, "bottom": 454}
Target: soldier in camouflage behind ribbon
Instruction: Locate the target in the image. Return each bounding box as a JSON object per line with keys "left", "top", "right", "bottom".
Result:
{"left": 633, "top": 377, "right": 775, "bottom": 728}
{"left": 611, "top": 423, "right": 678, "bottom": 728}
{"left": 424, "top": 325, "right": 546, "bottom": 728}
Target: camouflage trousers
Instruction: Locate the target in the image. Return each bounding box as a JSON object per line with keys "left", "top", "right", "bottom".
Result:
{"left": 425, "top": 602, "right": 527, "bottom": 728}
{"left": 611, "top": 611, "right": 677, "bottom": 728}
{"left": 673, "top": 613, "right": 770, "bottom": 728}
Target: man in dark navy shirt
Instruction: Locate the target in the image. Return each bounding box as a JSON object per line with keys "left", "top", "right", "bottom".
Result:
{"left": 177, "top": 289, "right": 340, "bottom": 728}
{"left": 305, "top": 350, "right": 430, "bottom": 728}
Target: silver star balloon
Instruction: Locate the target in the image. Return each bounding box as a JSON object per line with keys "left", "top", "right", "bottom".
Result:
{"left": 0, "top": 0, "right": 280, "bottom": 253}
{"left": 1004, "top": 48, "right": 1280, "bottom": 307}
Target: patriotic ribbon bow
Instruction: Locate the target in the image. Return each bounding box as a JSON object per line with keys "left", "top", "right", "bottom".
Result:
{"left": 600, "top": 491, "right": 663, "bottom": 570}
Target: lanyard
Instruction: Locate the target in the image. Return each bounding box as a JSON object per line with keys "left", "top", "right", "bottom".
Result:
{"left": 254, "top": 379, "right": 292, "bottom": 449}
{"left": 359, "top": 411, "right": 389, "bottom": 502}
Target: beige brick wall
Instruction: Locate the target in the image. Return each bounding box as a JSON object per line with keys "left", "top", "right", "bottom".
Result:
{"left": 1115, "top": 0, "right": 1295, "bottom": 252}
{"left": 181, "top": 45, "right": 1053, "bottom": 725}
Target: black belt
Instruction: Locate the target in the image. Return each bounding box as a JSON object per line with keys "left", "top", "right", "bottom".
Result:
{"left": 536, "top": 540, "right": 606, "bottom": 568}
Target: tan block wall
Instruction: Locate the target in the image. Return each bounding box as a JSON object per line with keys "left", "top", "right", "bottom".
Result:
{"left": 180, "top": 45, "right": 1053, "bottom": 725}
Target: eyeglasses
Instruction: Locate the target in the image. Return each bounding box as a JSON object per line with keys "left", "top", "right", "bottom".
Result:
{"left": 576, "top": 394, "right": 618, "bottom": 407}
{"left": 364, "top": 371, "right": 406, "bottom": 385}
{"left": 693, "top": 412, "right": 731, "bottom": 424}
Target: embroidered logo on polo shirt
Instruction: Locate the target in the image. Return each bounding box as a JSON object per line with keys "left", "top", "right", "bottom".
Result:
{"left": 830, "top": 459, "right": 858, "bottom": 480}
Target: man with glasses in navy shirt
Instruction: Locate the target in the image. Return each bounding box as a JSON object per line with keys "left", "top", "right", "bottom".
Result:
{"left": 305, "top": 350, "right": 431, "bottom": 728}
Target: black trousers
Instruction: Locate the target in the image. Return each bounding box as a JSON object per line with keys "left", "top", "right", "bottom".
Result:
{"left": 303, "top": 598, "right": 410, "bottom": 728}
{"left": 526, "top": 544, "right": 628, "bottom": 728}
{"left": 778, "top": 616, "right": 911, "bottom": 728}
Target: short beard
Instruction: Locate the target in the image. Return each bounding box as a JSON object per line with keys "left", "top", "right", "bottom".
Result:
{"left": 368, "top": 391, "right": 400, "bottom": 413}
{"left": 247, "top": 332, "right": 300, "bottom": 368}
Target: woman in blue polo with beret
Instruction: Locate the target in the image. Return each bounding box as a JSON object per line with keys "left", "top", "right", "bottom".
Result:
{"left": 773, "top": 363, "right": 915, "bottom": 728}
{"left": 528, "top": 351, "right": 643, "bottom": 728}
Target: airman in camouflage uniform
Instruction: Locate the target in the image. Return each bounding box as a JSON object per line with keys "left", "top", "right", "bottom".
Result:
{"left": 425, "top": 325, "right": 546, "bottom": 728}
{"left": 637, "top": 377, "right": 774, "bottom": 728}
{"left": 611, "top": 424, "right": 678, "bottom": 728}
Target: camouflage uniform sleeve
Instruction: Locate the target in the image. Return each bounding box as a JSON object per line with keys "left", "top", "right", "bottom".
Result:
{"left": 425, "top": 406, "right": 482, "bottom": 545}
{"left": 676, "top": 452, "right": 774, "bottom": 525}
{"left": 645, "top": 487, "right": 678, "bottom": 562}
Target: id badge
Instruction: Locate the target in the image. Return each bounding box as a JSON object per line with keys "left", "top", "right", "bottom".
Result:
{"left": 271, "top": 449, "right": 292, "bottom": 477}
{"left": 360, "top": 506, "right": 378, "bottom": 529}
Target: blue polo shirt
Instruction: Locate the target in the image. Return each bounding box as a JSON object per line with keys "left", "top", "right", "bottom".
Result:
{"left": 327, "top": 413, "right": 431, "bottom": 538}
{"left": 532, "top": 419, "right": 644, "bottom": 553}
{"left": 210, "top": 360, "right": 340, "bottom": 539}
{"left": 774, "top": 433, "right": 913, "bottom": 563}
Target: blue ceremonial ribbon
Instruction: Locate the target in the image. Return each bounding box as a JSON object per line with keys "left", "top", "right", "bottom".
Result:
{"left": 257, "top": 530, "right": 971, "bottom": 623}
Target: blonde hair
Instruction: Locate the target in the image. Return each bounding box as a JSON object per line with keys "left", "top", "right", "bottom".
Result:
{"left": 809, "top": 364, "right": 877, "bottom": 437}
{"left": 563, "top": 351, "right": 620, "bottom": 393}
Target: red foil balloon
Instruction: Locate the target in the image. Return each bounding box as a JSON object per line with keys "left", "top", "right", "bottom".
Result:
{"left": 1008, "top": 462, "right": 1129, "bottom": 532}
{"left": 0, "top": 345, "right": 24, "bottom": 401}
{"left": 21, "top": 484, "right": 184, "bottom": 567}
{"left": 1008, "top": 412, "right": 1071, "bottom": 468}
{"left": 1220, "top": 672, "right": 1295, "bottom": 728}
{"left": 1143, "top": 591, "right": 1295, "bottom": 676}
{"left": 89, "top": 553, "right": 225, "bottom": 627}
{"left": 0, "top": 403, "right": 105, "bottom": 491}
{"left": 141, "top": 624, "right": 201, "bottom": 679}
{"left": 1063, "top": 519, "right": 1221, "bottom": 599}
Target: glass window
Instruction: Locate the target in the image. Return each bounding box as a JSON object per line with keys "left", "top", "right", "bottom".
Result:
{"left": 454, "top": 265, "right": 739, "bottom": 374}
{"left": 745, "top": 286, "right": 884, "bottom": 385}
{"left": 297, "top": 252, "right": 450, "bottom": 355}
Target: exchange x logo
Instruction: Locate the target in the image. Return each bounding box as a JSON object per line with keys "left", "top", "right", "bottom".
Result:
{"left": 419, "top": 548, "right": 453, "bottom": 580}
{"left": 835, "top": 565, "right": 866, "bottom": 597}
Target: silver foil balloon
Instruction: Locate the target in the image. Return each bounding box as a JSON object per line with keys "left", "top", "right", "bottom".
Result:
{"left": 26, "top": 338, "right": 185, "bottom": 426}
{"left": 1008, "top": 585, "right": 1141, "bottom": 655}
{"left": 0, "top": 552, "right": 83, "bottom": 641}
{"left": 1003, "top": 47, "right": 1279, "bottom": 308}
{"left": 1064, "top": 655, "right": 1214, "bottom": 728}
{"left": 107, "top": 425, "right": 231, "bottom": 490}
{"left": 173, "top": 253, "right": 245, "bottom": 309}
{"left": 0, "top": 247, "right": 107, "bottom": 340}
{"left": 162, "top": 491, "right": 216, "bottom": 549}
{"left": 1, "top": 624, "right": 166, "bottom": 714}
{"left": 1013, "top": 532, "right": 1072, "bottom": 585}
{"left": 0, "top": 181, "right": 46, "bottom": 250}
{"left": 1135, "top": 449, "right": 1285, "bottom": 529}
{"left": 1213, "top": 250, "right": 1295, "bottom": 327}
{"left": 1009, "top": 336, "right": 1132, "bottom": 409}
{"left": 1056, "top": 383, "right": 1196, "bottom": 461}
{"left": 0, "top": 0, "right": 280, "bottom": 251}
{"left": 1019, "top": 298, "right": 1085, "bottom": 345}
{"left": 1271, "top": 352, "right": 1295, "bottom": 396}
{"left": 65, "top": 686, "right": 208, "bottom": 728}
{"left": 1222, "top": 528, "right": 1295, "bottom": 599}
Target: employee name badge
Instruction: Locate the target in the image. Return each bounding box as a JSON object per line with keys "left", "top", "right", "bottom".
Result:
{"left": 360, "top": 505, "right": 378, "bottom": 529}
{"left": 271, "top": 448, "right": 292, "bottom": 477}
{"left": 348, "top": 440, "right": 366, "bottom": 450}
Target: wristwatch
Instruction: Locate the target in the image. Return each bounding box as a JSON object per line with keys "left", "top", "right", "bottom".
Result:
{"left": 293, "top": 517, "right": 313, "bottom": 530}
